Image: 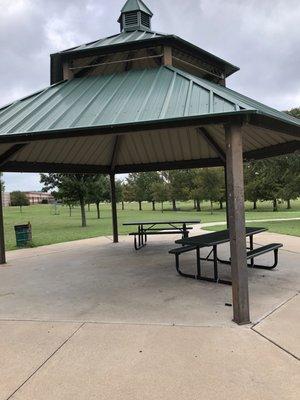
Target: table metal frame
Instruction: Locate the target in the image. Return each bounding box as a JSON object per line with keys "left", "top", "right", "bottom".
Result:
{"left": 174, "top": 227, "right": 267, "bottom": 285}
{"left": 124, "top": 220, "right": 200, "bottom": 250}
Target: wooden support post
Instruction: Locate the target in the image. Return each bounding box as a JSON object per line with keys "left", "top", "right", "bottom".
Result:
{"left": 163, "top": 46, "right": 172, "bottom": 66}
{"left": 224, "top": 166, "right": 229, "bottom": 229}
{"left": 62, "top": 62, "right": 74, "bottom": 80}
{"left": 110, "top": 173, "right": 119, "bottom": 243}
{"left": 0, "top": 184, "right": 6, "bottom": 264}
{"left": 225, "top": 123, "right": 250, "bottom": 325}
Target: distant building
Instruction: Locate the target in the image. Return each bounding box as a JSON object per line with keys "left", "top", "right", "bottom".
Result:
{"left": 24, "top": 192, "right": 55, "bottom": 205}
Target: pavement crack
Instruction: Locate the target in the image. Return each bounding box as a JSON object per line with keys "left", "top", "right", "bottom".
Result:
{"left": 252, "top": 292, "right": 299, "bottom": 328}
{"left": 5, "top": 322, "right": 85, "bottom": 400}
{"left": 251, "top": 327, "right": 299, "bottom": 362}
{"left": 251, "top": 293, "right": 299, "bottom": 362}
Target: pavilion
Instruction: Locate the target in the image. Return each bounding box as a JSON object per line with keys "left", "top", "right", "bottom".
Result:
{"left": 0, "top": 0, "right": 299, "bottom": 324}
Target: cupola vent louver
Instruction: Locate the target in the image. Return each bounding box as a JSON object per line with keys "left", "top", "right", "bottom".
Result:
{"left": 118, "top": 0, "right": 153, "bottom": 32}
{"left": 141, "top": 12, "right": 151, "bottom": 28}
{"left": 125, "top": 12, "right": 139, "bottom": 27}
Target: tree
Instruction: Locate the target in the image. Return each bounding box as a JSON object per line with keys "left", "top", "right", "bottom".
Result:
{"left": 253, "top": 159, "right": 285, "bottom": 211}
{"left": 151, "top": 181, "right": 170, "bottom": 212}
{"left": 277, "top": 155, "right": 300, "bottom": 209}
{"left": 87, "top": 175, "right": 110, "bottom": 219}
{"left": 0, "top": 173, "right": 4, "bottom": 192}
{"left": 10, "top": 191, "right": 29, "bottom": 212}
{"left": 126, "top": 172, "right": 160, "bottom": 210}
{"left": 196, "top": 169, "right": 223, "bottom": 214}
{"left": 190, "top": 170, "right": 203, "bottom": 211}
{"left": 244, "top": 162, "right": 263, "bottom": 210}
{"left": 287, "top": 107, "right": 300, "bottom": 119}
{"left": 115, "top": 180, "right": 125, "bottom": 210}
{"left": 40, "top": 173, "right": 95, "bottom": 227}
{"left": 163, "top": 170, "right": 193, "bottom": 211}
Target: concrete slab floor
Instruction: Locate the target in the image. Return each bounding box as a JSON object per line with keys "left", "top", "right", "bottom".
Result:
{"left": 0, "top": 232, "right": 299, "bottom": 399}
{"left": 0, "top": 234, "right": 299, "bottom": 326}
{"left": 7, "top": 323, "right": 300, "bottom": 400}
{"left": 0, "top": 321, "right": 81, "bottom": 400}
{"left": 254, "top": 294, "right": 300, "bottom": 359}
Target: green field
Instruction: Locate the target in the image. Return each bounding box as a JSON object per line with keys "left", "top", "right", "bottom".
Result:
{"left": 3, "top": 199, "right": 300, "bottom": 250}
{"left": 205, "top": 220, "right": 300, "bottom": 237}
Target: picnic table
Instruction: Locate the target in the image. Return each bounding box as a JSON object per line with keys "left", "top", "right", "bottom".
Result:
{"left": 170, "top": 227, "right": 282, "bottom": 285}
{"left": 124, "top": 220, "right": 200, "bottom": 250}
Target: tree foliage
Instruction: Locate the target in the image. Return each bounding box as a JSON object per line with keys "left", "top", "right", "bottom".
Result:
{"left": 125, "top": 172, "right": 161, "bottom": 210}
{"left": 10, "top": 191, "right": 29, "bottom": 212}
{"left": 40, "top": 173, "right": 98, "bottom": 227}
{"left": 87, "top": 175, "right": 110, "bottom": 219}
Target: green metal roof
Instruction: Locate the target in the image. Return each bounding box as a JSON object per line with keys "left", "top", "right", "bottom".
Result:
{"left": 0, "top": 66, "right": 299, "bottom": 137}
{"left": 61, "top": 30, "right": 165, "bottom": 53}
{"left": 121, "top": 0, "right": 153, "bottom": 16}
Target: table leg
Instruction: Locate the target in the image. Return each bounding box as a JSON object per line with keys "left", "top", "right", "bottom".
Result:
{"left": 249, "top": 235, "right": 254, "bottom": 268}
{"left": 196, "top": 246, "right": 201, "bottom": 279}
{"left": 213, "top": 245, "right": 218, "bottom": 282}
{"left": 141, "top": 225, "right": 144, "bottom": 246}
{"left": 182, "top": 223, "right": 188, "bottom": 239}
{"left": 138, "top": 225, "right": 141, "bottom": 248}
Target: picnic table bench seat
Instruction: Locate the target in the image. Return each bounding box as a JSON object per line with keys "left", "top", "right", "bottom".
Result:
{"left": 246, "top": 243, "right": 283, "bottom": 269}
{"left": 129, "top": 229, "right": 192, "bottom": 236}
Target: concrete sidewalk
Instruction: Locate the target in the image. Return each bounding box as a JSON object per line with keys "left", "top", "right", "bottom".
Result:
{"left": 0, "top": 232, "right": 299, "bottom": 399}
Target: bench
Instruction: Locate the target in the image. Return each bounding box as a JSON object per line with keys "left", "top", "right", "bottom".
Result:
{"left": 169, "top": 245, "right": 198, "bottom": 277}
{"left": 129, "top": 227, "right": 193, "bottom": 250}
{"left": 246, "top": 243, "right": 283, "bottom": 269}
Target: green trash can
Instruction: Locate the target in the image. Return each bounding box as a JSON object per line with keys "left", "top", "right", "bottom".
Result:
{"left": 14, "top": 223, "right": 32, "bottom": 247}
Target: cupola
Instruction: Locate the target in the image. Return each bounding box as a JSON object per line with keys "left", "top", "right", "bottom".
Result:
{"left": 118, "top": 0, "right": 153, "bottom": 32}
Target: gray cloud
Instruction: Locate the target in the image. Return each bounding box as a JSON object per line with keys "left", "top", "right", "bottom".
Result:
{"left": 1, "top": 0, "right": 300, "bottom": 190}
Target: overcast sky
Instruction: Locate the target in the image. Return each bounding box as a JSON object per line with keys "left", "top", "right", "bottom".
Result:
{"left": 1, "top": 0, "right": 299, "bottom": 191}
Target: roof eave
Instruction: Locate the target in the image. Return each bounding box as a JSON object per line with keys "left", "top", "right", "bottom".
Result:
{"left": 0, "top": 110, "right": 261, "bottom": 144}
{"left": 249, "top": 112, "right": 300, "bottom": 138}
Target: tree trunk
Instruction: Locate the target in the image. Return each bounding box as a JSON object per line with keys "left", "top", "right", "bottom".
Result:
{"left": 87, "top": 203, "right": 90, "bottom": 212}
{"left": 152, "top": 201, "right": 156, "bottom": 211}
{"left": 172, "top": 199, "right": 177, "bottom": 211}
{"left": 194, "top": 199, "right": 197, "bottom": 209}
{"left": 20, "top": 206, "right": 22, "bottom": 213}
{"left": 69, "top": 205, "right": 72, "bottom": 217}
{"left": 196, "top": 199, "right": 201, "bottom": 212}
{"left": 161, "top": 202, "right": 164, "bottom": 213}
{"left": 139, "top": 201, "right": 142, "bottom": 211}
{"left": 122, "top": 201, "right": 125, "bottom": 211}
{"left": 96, "top": 202, "right": 100, "bottom": 219}
{"left": 210, "top": 201, "right": 213, "bottom": 215}
{"left": 219, "top": 201, "right": 223, "bottom": 210}
{"left": 80, "top": 198, "right": 87, "bottom": 227}
{"left": 287, "top": 199, "right": 291, "bottom": 209}
{"left": 273, "top": 199, "right": 278, "bottom": 212}
{"left": 253, "top": 201, "right": 257, "bottom": 210}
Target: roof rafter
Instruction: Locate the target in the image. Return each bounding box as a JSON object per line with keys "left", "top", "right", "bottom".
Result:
{"left": 197, "top": 127, "right": 226, "bottom": 163}
{"left": 110, "top": 135, "right": 122, "bottom": 173}
{"left": 0, "top": 143, "right": 27, "bottom": 168}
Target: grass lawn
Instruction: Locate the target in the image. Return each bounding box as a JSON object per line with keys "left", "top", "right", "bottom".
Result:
{"left": 205, "top": 220, "right": 300, "bottom": 237}
{"left": 3, "top": 199, "right": 300, "bottom": 250}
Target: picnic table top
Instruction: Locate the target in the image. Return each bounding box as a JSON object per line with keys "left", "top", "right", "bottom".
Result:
{"left": 123, "top": 220, "right": 201, "bottom": 226}
{"left": 176, "top": 227, "right": 267, "bottom": 246}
